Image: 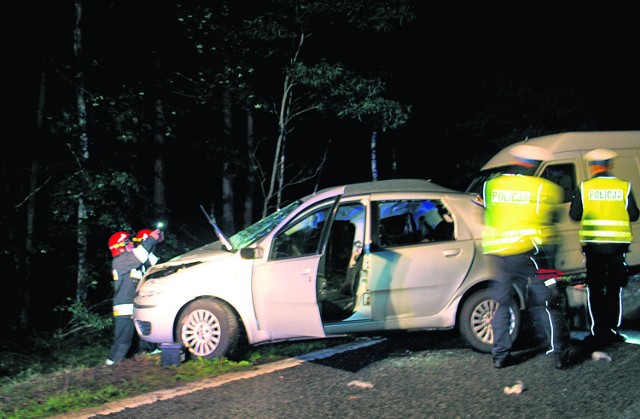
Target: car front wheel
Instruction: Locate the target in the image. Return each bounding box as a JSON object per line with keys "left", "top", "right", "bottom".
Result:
{"left": 175, "top": 299, "right": 241, "bottom": 360}
{"left": 458, "top": 288, "right": 521, "bottom": 353}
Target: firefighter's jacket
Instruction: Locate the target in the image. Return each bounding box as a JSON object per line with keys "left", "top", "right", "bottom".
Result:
{"left": 111, "top": 236, "right": 158, "bottom": 317}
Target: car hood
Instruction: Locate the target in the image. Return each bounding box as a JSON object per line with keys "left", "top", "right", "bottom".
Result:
{"left": 149, "top": 241, "right": 233, "bottom": 270}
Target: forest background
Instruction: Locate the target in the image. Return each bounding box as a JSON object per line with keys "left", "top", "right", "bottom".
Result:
{"left": 3, "top": 1, "right": 639, "bottom": 348}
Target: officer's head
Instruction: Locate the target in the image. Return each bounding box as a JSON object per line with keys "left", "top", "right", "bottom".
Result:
{"left": 509, "top": 144, "right": 551, "bottom": 175}
{"left": 584, "top": 148, "right": 616, "bottom": 176}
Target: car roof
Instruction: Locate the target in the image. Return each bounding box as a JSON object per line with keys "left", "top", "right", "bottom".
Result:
{"left": 307, "top": 179, "right": 460, "bottom": 201}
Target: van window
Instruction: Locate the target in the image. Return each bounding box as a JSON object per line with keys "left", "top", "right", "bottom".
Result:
{"left": 468, "top": 164, "right": 577, "bottom": 203}
{"left": 466, "top": 168, "right": 512, "bottom": 195}
{"left": 540, "top": 163, "right": 576, "bottom": 203}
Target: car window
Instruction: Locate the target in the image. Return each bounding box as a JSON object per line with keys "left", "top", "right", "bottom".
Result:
{"left": 271, "top": 206, "right": 332, "bottom": 259}
{"left": 540, "top": 163, "right": 576, "bottom": 203}
{"left": 375, "top": 199, "right": 454, "bottom": 249}
{"left": 230, "top": 200, "right": 302, "bottom": 249}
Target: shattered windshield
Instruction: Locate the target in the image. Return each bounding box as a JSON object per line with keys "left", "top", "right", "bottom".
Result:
{"left": 228, "top": 200, "right": 302, "bottom": 249}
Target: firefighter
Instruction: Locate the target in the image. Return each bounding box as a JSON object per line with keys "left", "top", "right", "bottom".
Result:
{"left": 106, "top": 229, "right": 164, "bottom": 365}
{"left": 569, "top": 148, "right": 639, "bottom": 349}
{"left": 482, "top": 144, "right": 572, "bottom": 369}
{"left": 131, "top": 228, "right": 164, "bottom": 355}
{"left": 132, "top": 229, "right": 160, "bottom": 272}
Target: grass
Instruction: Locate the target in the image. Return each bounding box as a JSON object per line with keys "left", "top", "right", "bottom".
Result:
{"left": 0, "top": 332, "right": 349, "bottom": 418}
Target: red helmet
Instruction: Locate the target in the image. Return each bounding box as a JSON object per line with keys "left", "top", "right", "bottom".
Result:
{"left": 133, "top": 229, "right": 153, "bottom": 243}
{"left": 108, "top": 231, "right": 131, "bottom": 257}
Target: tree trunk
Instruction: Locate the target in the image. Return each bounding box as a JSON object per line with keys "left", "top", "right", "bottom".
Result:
{"left": 153, "top": 96, "right": 167, "bottom": 214}
{"left": 262, "top": 32, "right": 305, "bottom": 217}
{"left": 243, "top": 108, "right": 255, "bottom": 228}
{"left": 152, "top": 54, "right": 167, "bottom": 216}
{"left": 370, "top": 129, "right": 378, "bottom": 181}
{"left": 221, "top": 86, "right": 235, "bottom": 234}
{"left": 391, "top": 148, "right": 397, "bottom": 179}
{"left": 263, "top": 72, "right": 293, "bottom": 217}
{"left": 276, "top": 134, "right": 286, "bottom": 211}
{"left": 262, "top": 82, "right": 288, "bottom": 217}
{"left": 21, "top": 65, "right": 47, "bottom": 329}
{"left": 74, "top": 0, "right": 90, "bottom": 304}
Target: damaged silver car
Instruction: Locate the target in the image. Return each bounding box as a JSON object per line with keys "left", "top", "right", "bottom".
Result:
{"left": 133, "top": 179, "right": 519, "bottom": 360}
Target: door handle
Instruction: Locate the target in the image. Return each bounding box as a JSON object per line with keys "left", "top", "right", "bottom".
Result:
{"left": 442, "top": 249, "right": 461, "bottom": 257}
{"left": 298, "top": 268, "right": 311, "bottom": 275}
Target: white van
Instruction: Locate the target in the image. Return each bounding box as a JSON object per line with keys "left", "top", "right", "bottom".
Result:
{"left": 466, "top": 130, "right": 640, "bottom": 276}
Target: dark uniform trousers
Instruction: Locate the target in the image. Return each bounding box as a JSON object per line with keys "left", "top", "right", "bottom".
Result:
{"left": 489, "top": 250, "right": 570, "bottom": 362}
{"left": 108, "top": 315, "right": 136, "bottom": 362}
{"left": 584, "top": 252, "right": 627, "bottom": 337}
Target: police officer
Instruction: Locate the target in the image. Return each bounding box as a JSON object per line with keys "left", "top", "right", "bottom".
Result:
{"left": 483, "top": 144, "right": 572, "bottom": 369}
{"left": 106, "top": 229, "right": 164, "bottom": 365}
{"left": 569, "top": 148, "right": 639, "bottom": 348}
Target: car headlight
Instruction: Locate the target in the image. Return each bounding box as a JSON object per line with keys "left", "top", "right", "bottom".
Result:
{"left": 137, "top": 277, "right": 169, "bottom": 298}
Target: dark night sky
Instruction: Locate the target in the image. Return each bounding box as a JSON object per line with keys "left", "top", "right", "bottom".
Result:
{"left": 12, "top": 3, "right": 640, "bottom": 198}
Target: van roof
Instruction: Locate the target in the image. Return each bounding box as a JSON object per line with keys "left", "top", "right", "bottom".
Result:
{"left": 482, "top": 131, "right": 640, "bottom": 169}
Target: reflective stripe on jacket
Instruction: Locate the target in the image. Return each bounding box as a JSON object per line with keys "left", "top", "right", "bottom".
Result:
{"left": 482, "top": 174, "right": 562, "bottom": 256}
{"left": 579, "top": 177, "right": 633, "bottom": 244}
{"left": 113, "top": 303, "right": 133, "bottom": 317}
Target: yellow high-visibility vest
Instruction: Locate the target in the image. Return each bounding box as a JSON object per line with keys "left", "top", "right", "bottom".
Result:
{"left": 579, "top": 177, "right": 633, "bottom": 244}
{"left": 483, "top": 174, "right": 562, "bottom": 256}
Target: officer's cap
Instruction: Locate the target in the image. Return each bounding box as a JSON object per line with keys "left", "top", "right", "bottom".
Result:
{"left": 510, "top": 144, "right": 552, "bottom": 164}
{"left": 584, "top": 148, "right": 617, "bottom": 165}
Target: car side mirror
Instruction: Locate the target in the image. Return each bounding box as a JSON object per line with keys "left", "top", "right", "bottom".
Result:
{"left": 240, "top": 247, "right": 264, "bottom": 260}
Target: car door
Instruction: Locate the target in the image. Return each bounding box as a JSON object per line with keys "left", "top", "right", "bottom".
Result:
{"left": 317, "top": 200, "right": 368, "bottom": 323}
{"left": 251, "top": 201, "right": 336, "bottom": 339}
{"left": 367, "top": 198, "right": 474, "bottom": 322}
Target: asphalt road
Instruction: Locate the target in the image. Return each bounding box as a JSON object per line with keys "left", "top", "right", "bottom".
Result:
{"left": 62, "top": 278, "right": 640, "bottom": 419}
{"left": 57, "top": 327, "right": 637, "bottom": 419}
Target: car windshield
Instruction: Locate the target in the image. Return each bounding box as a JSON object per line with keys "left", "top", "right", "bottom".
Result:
{"left": 465, "top": 165, "right": 519, "bottom": 195}
{"left": 228, "top": 200, "right": 302, "bottom": 249}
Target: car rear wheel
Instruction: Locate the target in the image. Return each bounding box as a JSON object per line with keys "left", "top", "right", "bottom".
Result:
{"left": 175, "top": 299, "right": 240, "bottom": 360}
{"left": 459, "top": 288, "right": 521, "bottom": 353}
